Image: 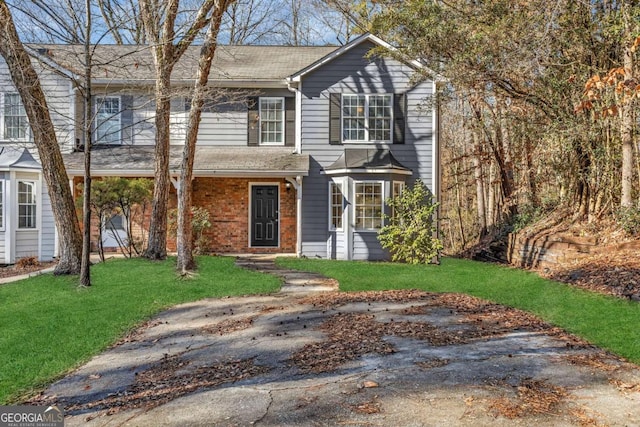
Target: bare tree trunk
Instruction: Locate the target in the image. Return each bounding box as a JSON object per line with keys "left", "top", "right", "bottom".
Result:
{"left": 0, "top": 1, "right": 82, "bottom": 274}
{"left": 621, "top": 4, "right": 635, "bottom": 208}
{"left": 79, "top": 0, "right": 92, "bottom": 286}
{"left": 140, "top": 0, "right": 221, "bottom": 261}
{"left": 472, "top": 132, "right": 487, "bottom": 236}
{"left": 144, "top": 72, "right": 171, "bottom": 260}
{"left": 177, "top": 1, "right": 232, "bottom": 274}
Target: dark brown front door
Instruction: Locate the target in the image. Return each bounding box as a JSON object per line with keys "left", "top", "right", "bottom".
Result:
{"left": 251, "top": 185, "right": 279, "bottom": 247}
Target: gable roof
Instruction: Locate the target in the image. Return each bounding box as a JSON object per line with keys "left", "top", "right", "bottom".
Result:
{"left": 288, "top": 33, "right": 430, "bottom": 83}
{"left": 28, "top": 44, "right": 336, "bottom": 86}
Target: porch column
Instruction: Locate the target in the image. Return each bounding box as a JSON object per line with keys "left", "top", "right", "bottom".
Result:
{"left": 286, "top": 176, "right": 303, "bottom": 257}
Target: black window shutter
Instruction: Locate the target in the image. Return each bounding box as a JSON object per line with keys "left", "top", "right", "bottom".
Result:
{"left": 329, "top": 93, "right": 342, "bottom": 145}
{"left": 285, "top": 97, "right": 295, "bottom": 147}
{"left": 121, "top": 95, "right": 134, "bottom": 145}
{"left": 393, "top": 93, "right": 406, "bottom": 144}
{"left": 247, "top": 96, "right": 259, "bottom": 146}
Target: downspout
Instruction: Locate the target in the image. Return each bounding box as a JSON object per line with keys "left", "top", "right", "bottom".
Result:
{"left": 287, "top": 79, "right": 304, "bottom": 257}
{"left": 286, "top": 79, "right": 302, "bottom": 154}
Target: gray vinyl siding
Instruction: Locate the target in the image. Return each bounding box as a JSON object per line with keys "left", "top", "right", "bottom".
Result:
{"left": 93, "top": 89, "right": 293, "bottom": 146}
{"left": 299, "top": 40, "right": 434, "bottom": 260}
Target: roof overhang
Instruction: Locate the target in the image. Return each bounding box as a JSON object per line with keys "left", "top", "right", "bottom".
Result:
{"left": 323, "top": 148, "right": 412, "bottom": 176}
{"left": 0, "top": 147, "right": 42, "bottom": 171}
{"left": 63, "top": 146, "right": 310, "bottom": 177}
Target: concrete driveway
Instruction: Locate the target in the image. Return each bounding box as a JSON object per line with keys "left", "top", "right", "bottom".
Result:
{"left": 34, "top": 259, "right": 640, "bottom": 426}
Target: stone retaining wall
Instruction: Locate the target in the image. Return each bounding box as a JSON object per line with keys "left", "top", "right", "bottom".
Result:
{"left": 506, "top": 232, "right": 640, "bottom": 270}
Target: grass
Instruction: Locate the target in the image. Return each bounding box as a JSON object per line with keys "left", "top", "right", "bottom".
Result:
{"left": 276, "top": 257, "right": 640, "bottom": 364}
{"left": 0, "top": 256, "right": 280, "bottom": 404}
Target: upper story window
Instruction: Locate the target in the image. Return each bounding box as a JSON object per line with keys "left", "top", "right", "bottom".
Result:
{"left": 18, "top": 180, "right": 36, "bottom": 229}
{"left": 329, "top": 181, "right": 344, "bottom": 231}
{"left": 259, "top": 97, "right": 284, "bottom": 145}
{"left": 95, "top": 96, "right": 121, "bottom": 144}
{"left": 354, "top": 181, "right": 384, "bottom": 231}
{"left": 4, "top": 93, "right": 29, "bottom": 140}
{"left": 342, "top": 94, "right": 392, "bottom": 143}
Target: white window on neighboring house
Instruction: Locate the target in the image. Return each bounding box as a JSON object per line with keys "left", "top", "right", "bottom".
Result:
{"left": 259, "top": 97, "right": 284, "bottom": 145}
{"left": 4, "top": 93, "right": 29, "bottom": 140}
{"left": 354, "top": 181, "right": 384, "bottom": 230}
{"left": 95, "top": 96, "right": 121, "bottom": 144}
{"left": 342, "top": 94, "right": 392, "bottom": 143}
{"left": 18, "top": 181, "right": 36, "bottom": 229}
{"left": 329, "top": 182, "right": 344, "bottom": 231}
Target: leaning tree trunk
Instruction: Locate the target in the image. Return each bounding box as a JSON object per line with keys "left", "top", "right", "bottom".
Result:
{"left": 176, "top": 2, "right": 231, "bottom": 274}
{"left": 144, "top": 71, "right": 172, "bottom": 260}
{"left": 0, "top": 1, "right": 82, "bottom": 274}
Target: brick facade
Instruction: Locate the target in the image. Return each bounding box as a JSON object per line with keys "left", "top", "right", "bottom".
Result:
{"left": 75, "top": 176, "right": 297, "bottom": 255}
{"left": 193, "top": 178, "right": 296, "bottom": 254}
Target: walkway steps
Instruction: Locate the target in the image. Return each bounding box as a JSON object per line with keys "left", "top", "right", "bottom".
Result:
{"left": 235, "top": 256, "right": 338, "bottom": 294}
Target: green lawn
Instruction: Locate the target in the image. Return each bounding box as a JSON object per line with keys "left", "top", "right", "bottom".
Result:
{"left": 277, "top": 257, "right": 640, "bottom": 364}
{"left": 0, "top": 256, "right": 280, "bottom": 404}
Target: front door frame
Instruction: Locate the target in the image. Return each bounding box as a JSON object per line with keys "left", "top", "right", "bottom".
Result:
{"left": 248, "top": 182, "right": 280, "bottom": 248}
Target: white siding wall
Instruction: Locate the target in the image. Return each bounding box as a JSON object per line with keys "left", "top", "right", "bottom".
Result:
{"left": 0, "top": 57, "right": 74, "bottom": 152}
{"left": 40, "top": 178, "right": 55, "bottom": 260}
{"left": 15, "top": 230, "right": 39, "bottom": 259}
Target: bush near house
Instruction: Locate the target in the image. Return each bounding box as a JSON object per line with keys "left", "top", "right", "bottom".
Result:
{"left": 378, "top": 179, "right": 443, "bottom": 264}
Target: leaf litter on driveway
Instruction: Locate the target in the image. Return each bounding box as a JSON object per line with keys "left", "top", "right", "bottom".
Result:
{"left": 28, "top": 289, "right": 640, "bottom": 426}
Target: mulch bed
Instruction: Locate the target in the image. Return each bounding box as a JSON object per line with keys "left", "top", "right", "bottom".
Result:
{"left": 546, "top": 249, "right": 640, "bottom": 300}
{"left": 0, "top": 261, "right": 56, "bottom": 279}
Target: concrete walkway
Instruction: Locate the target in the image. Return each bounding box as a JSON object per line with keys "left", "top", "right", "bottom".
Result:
{"left": 234, "top": 255, "right": 338, "bottom": 294}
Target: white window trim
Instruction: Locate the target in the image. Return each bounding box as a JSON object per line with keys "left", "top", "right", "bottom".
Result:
{"left": 328, "top": 180, "right": 345, "bottom": 231}
{"left": 95, "top": 96, "right": 122, "bottom": 144}
{"left": 393, "top": 181, "right": 405, "bottom": 197}
{"left": 342, "top": 94, "right": 393, "bottom": 144}
{"left": 353, "top": 180, "right": 385, "bottom": 232}
{"left": 259, "top": 97, "right": 285, "bottom": 146}
{"left": 2, "top": 93, "right": 29, "bottom": 142}
{"left": 17, "top": 180, "right": 37, "bottom": 230}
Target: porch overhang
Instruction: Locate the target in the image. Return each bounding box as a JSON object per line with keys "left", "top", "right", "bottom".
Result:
{"left": 63, "top": 146, "right": 310, "bottom": 177}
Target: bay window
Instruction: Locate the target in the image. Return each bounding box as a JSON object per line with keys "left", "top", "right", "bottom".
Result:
{"left": 354, "top": 181, "right": 383, "bottom": 230}
{"left": 18, "top": 181, "right": 36, "bottom": 229}
{"left": 329, "top": 182, "right": 344, "bottom": 230}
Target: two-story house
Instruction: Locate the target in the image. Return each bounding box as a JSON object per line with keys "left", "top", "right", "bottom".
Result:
{"left": 0, "top": 33, "right": 439, "bottom": 263}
